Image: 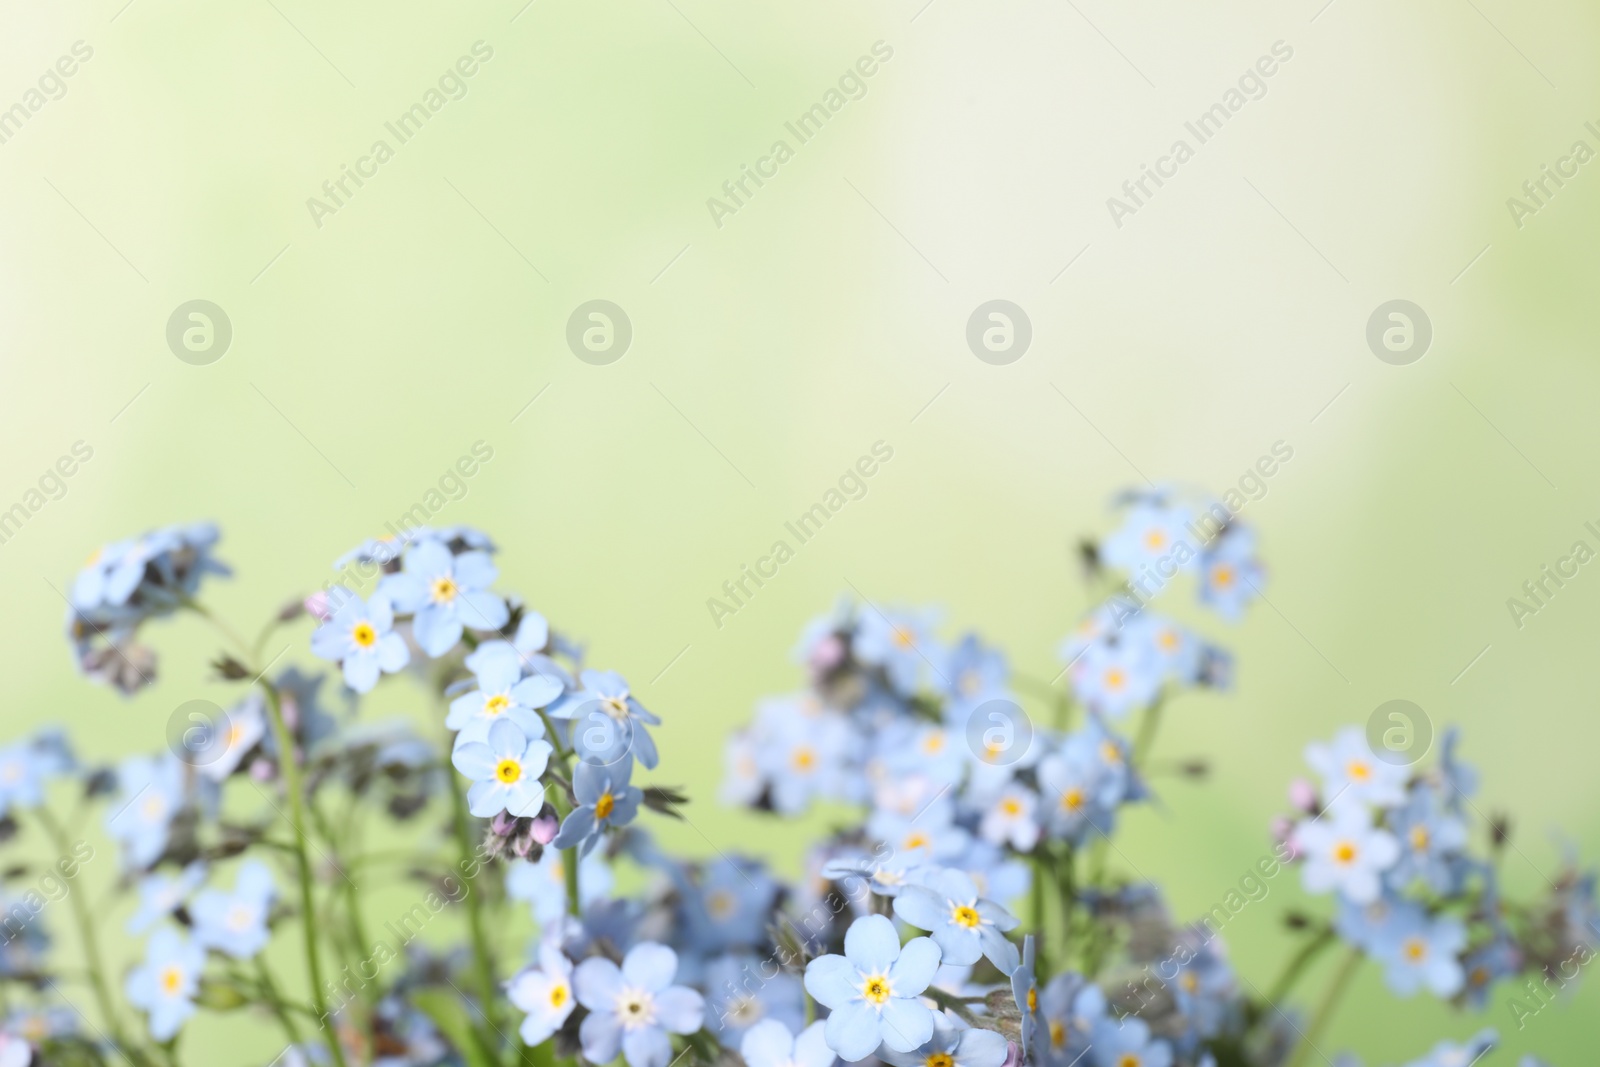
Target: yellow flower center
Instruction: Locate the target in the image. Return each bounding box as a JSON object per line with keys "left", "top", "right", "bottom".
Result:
{"left": 1143, "top": 529, "right": 1166, "bottom": 550}
{"left": 951, "top": 904, "right": 981, "bottom": 929}
{"left": 495, "top": 758, "right": 522, "bottom": 784}
{"left": 1000, "top": 797, "right": 1022, "bottom": 816}
{"left": 431, "top": 576, "right": 459, "bottom": 603}
{"left": 595, "top": 792, "right": 615, "bottom": 819}
{"left": 1049, "top": 1021, "right": 1066, "bottom": 1047}
{"left": 159, "top": 965, "right": 184, "bottom": 995}
{"left": 484, "top": 694, "right": 511, "bottom": 716}
{"left": 1333, "top": 841, "right": 1358, "bottom": 865}
{"left": 926, "top": 1055, "right": 954, "bottom": 1067}
{"left": 1346, "top": 759, "right": 1371, "bottom": 782}
{"left": 351, "top": 622, "right": 377, "bottom": 649}
{"left": 1026, "top": 986, "right": 1037, "bottom": 1012}
{"left": 903, "top": 831, "right": 930, "bottom": 851}
{"left": 550, "top": 984, "right": 569, "bottom": 1008}
{"left": 1104, "top": 668, "right": 1126, "bottom": 690}
{"left": 1403, "top": 938, "right": 1427, "bottom": 962}
{"left": 892, "top": 627, "right": 915, "bottom": 649}
{"left": 707, "top": 890, "right": 737, "bottom": 919}
{"left": 1410, "top": 825, "right": 1430, "bottom": 851}
{"left": 1061, "top": 787, "right": 1086, "bottom": 812}
{"left": 1118, "top": 1056, "right": 1142, "bottom": 1067}
{"left": 862, "top": 975, "right": 892, "bottom": 1004}
{"left": 923, "top": 732, "right": 946, "bottom": 754}
{"left": 1099, "top": 740, "right": 1123, "bottom": 765}
{"left": 1212, "top": 563, "right": 1235, "bottom": 587}
{"left": 791, "top": 746, "right": 817, "bottom": 771}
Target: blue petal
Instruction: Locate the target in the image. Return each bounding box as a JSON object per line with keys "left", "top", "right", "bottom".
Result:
{"left": 844, "top": 914, "right": 901, "bottom": 973}
{"left": 823, "top": 1000, "right": 882, "bottom": 1062}
{"left": 887, "top": 936, "right": 941, "bottom": 993}
{"left": 622, "top": 943, "right": 679, "bottom": 991}
{"left": 877, "top": 998, "right": 934, "bottom": 1053}
{"left": 803, "top": 955, "right": 859, "bottom": 1009}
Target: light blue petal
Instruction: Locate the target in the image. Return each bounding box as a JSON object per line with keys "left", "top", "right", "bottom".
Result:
{"left": 451, "top": 742, "right": 496, "bottom": 780}
{"left": 622, "top": 943, "right": 679, "bottom": 992}
{"left": 741, "top": 1019, "right": 796, "bottom": 1067}
{"left": 892, "top": 886, "right": 946, "bottom": 932}
{"left": 654, "top": 987, "right": 704, "bottom": 1033}
{"left": 622, "top": 1024, "right": 672, "bottom": 1067}
{"left": 342, "top": 654, "right": 380, "bottom": 694}
{"left": 552, "top": 808, "right": 597, "bottom": 849}
{"left": 511, "top": 674, "right": 563, "bottom": 709}
{"left": 845, "top": 914, "right": 901, "bottom": 973}
{"left": 953, "top": 1028, "right": 1008, "bottom": 1067}
{"left": 824, "top": 1000, "right": 883, "bottom": 1062}
{"left": 413, "top": 606, "right": 463, "bottom": 657}
{"left": 877, "top": 998, "right": 934, "bottom": 1053}
{"left": 457, "top": 589, "right": 510, "bottom": 631}
{"left": 574, "top": 957, "right": 624, "bottom": 1010}
{"left": 452, "top": 550, "right": 498, "bottom": 590}
{"left": 804, "top": 955, "right": 859, "bottom": 1009}
{"left": 580, "top": 1009, "right": 623, "bottom": 1064}
{"left": 487, "top": 719, "right": 527, "bottom": 759}
{"left": 887, "top": 937, "right": 941, "bottom": 994}
{"left": 403, "top": 539, "right": 452, "bottom": 578}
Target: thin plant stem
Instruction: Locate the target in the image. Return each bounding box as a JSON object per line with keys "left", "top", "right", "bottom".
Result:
{"left": 1131, "top": 696, "right": 1165, "bottom": 770}
{"left": 1264, "top": 926, "right": 1335, "bottom": 1005}
{"left": 256, "top": 957, "right": 304, "bottom": 1045}
{"left": 1285, "top": 945, "right": 1362, "bottom": 1067}
{"left": 35, "top": 807, "right": 141, "bottom": 1062}
{"left": 447, "top": 764, "right": 507, "bottom": 1063}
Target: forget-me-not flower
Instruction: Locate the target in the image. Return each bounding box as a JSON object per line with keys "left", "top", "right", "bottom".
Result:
{"left": 893, "top": 867, "right": 1019, "bottom": 971}
{"left": 553, "top": 759, "right": 643, "bottom": 857}
{"left": 1293, "top": 805, "right": 1400, "bottom": 905}
{"left": 191, "top": 860, "right": 275, "bottom": 959}
{"left": 106, "top": 754, "right": 187, "bottom": 869}
{"left": 450, "top": 719, "right": 552, "bottom": 818}
{"left": 740, "top": 1020, "right": 835, "bottom": 1067}
{"left": 310, "top": 589, "right": 409, "bottom": 693}
{"left": 124, "top": 927, "right": 204, "bottom": 1041}
{"left": 556, "top": 670, "right": 661, "bottom": 770}
{"left": 127, "top": 863, "right": 208, "bottom": 935}
{"left": 506, "top": 936, "right": 576, "bottom": 1046}
{"left": 573, "top": 942, "right": 706, "bottom": 1067}
{"left": 506, "top": 847, "right": 612, "bottom": 924}
{"left": 804, "top": 914, "right": 941, "bottom": 1061}
{"left": 445, "top": 641, "right": 563, "bottom": 744}
{"left": 381, "top": 539, "right": 508, "bottom": 656}
{"left": 878, "top": 1025, "right": 1009, "bottom": 1067}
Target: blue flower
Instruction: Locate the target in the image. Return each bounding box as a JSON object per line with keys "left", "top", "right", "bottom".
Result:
{"left": 1036, "top": 972, "right": 1102, "bottom": 1066}
{"left": 1036, "top": 743, "right": 1118, "bottom": 846}
{"left": 893, "top": 867, "right": 1020, "bottom": 971}
{"left": 1100, "top": 500, "right": 1196, "bottom": 578}
{"left": 556, "top": 670, "right": 662, "bottom": 770}
{"left": 740, "top": 1020, "right": 835, "bottom": 1067}
{"left": 506, "top": 936, "right": 576, "bottom": 1045}
{"left": 198, "top": 693, "right": 268, "bottom": 783}
{"left": 683, "top": 858, "right": 780, "bottom": 954}
{"left": 506, "top": 847, "right": 612, "bottom": 924}
{"left": 1009, "top": 936, "right": 1036, "bottom": 1058}
{"left": 853, "top": 608, "right": 941, "bottom": 697}
{"left": 445, "top": 641, "right": 563, "bottom": 744}
{"left": 1304, "top": 727, "right": 1408, "bottom": 809}
{"left": 380, "top": 539, "right": 509, "bottom": 656}
{"left": 804, "top": 914, "right": 941, "bottom": 1061}
{"left": 756, "top": 707, "right": 860, "bottom": 814}
{"left": 106, "top": 755, "right": 187, "bottom": 869}
{"left": 191, "top": 860, "right": 275, "bottom": 960}
{"left": 1088, "top": 1014, "right": 1171, "bottom": 1067}
{"left": 127, "top": 863, "right": 208, "bottom": 935}
{"left": 1401, "top": 1029, "right": 1496, "bottom": 1067}
{"left": 1293, "top": 804, "right": 1400, "bottom": 905}
{"left": 867, "top": 795, "right": 969, "bottom": 864}
{"left": 1385, "top": 787, "right": 1469, "bottom": 894}
{"left": 450, "top": 719, "right": 552, "bottom": 818}
{"left": 1375, "top": 907, "right": 1466, "bottom": 998}
{"left": 553, "top": 759, "right": 643, "bottom": 857}
{"left": 309, "top": 589, "right": 409, "bottom": 693}
{"left": 878, "top": 1024, "right": 1009, "bottom": 1067}
{"left": 124, "top": 927, "right": 204, "bottom": 1041}
{"left": 1067, "top": 638, "right": 1162, "bottom": 720}
{"left": 704, "top": 954, "right": 805, "bottom": 1038}
{"left": 573, "top": 942, "right": 706, "bottom": 1067}
{"left": 1197, "top": 524, "right": 1263, "bottom": 620}
{"left": 977, "top": 785, "right": 1042, "bottom": 853}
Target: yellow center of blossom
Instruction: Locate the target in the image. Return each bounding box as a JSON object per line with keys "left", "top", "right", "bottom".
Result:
{"left": 1049, "top": 1021, "right": 1066, "bottom": 1047}
{"left": 862, "top": 975, "right": 891, "bottom": 1004}
{"left": 1180, "top": 971, "right": 1199, "bottom": 993}
{"left": 1158, "top": 629, "right": 1179, "bottom": 651}
{"left": 892, "top": 627, "right": 915, "bottom": 649}
{"left": 792, "top": 746, "right": 817, "bottom": 771}
{"left": 951, "top": 904, "right": 981, "bottom": 928}
{"left": 1333, "top": 841, "right": 1358, "bottom": 865}
{"left": 926, "top": 1055, "right": 954, "bottom": 1067}
{"left": 550, "top": 984, "right": 569, "bottom": 1008}
{"left": 602, "top": 695, "right": 630, "bottom": 720}
{"left": 1212, "top": 564, "right": 1235, "bottom": 587}
{"left": 595, "top": 791, "right": 616, "bottom": 819}
{"left": 160, "top": 966, "right": 184, "bottom": 995}
{"left": 1026, "top": 986, "right": 1037, "bottom": 1012}
{"left": 707, "top": 890, "right": 737, "bottom": 919}
{"left": 495, "top": 759, "right": 522, "bottom": 784}
{"left": 1062, "top": 787, "right": 1086, "bottom": 812}
{"left": 484, "top": 694, "right": 511, "bottom": 716}
{"left": 351, "top": 622, "right": 377, "bottom": 649}
{"left": 1143, "top": 529, "right": 1166, "bottom": 550}
{"left": 923, "top": 732, "right": 946, "bottom": 754}
{"left": 1100, "top": 740, "right": 1123, "bottom": 765}
{"left": 1119, "top": 1056, "right": 1142, "bottom": 1067}
{"left": 1470, "top": 966, "right": 1489, "bottom": 986}
{"left": 1104, "top": 668, "right": 1126, "bottom": 691}
{"left": 431, "top": 576, "right": 459, "bottom": 603}
{"left": 1403, "top": 938, "right": 1427, "bottom": 962}
{"left": 903, "top": 832, "right": 930, "bottom": 851}
{"left": 1410, "top": 825, "right": 1430, "bottom": 850}
{"left": 1346, "top": 759, "right": 1371, "bottom": 782}
{"left": 1000, "top": 797, "right": 1022, "bottom": 817}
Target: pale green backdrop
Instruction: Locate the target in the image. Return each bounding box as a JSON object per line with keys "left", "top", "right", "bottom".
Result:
{"left": 2, "top": 0, "right": 1598, "bottom": 1062}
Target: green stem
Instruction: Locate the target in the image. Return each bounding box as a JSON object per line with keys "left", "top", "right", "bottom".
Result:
{"left": 1264, "top": 926, "right": 1335, "bottom": 1006}
{"left": 256, "top": 957, "right": 304, "bottom": 1045}
{"left": 36, "top": 807, "right": 141, "bottom": 1062}
{"left": 1029, "top": 854, "right": 1049, "bottom": 976}
{"left": 260, "top": 681, "right": 351, "bottom": 1067}
{"left": 1285, "top": 946, "right": 1362, "bottom": 1067}
{"left": 447, "top": 767, "right": 506, "bottom": 1064}
{"left": 1131, "top": 697, "right": 1165, "bottom": 770}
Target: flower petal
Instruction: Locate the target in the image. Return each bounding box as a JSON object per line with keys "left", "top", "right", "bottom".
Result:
{"left": 844, "top": 914, "right": 900, "bottom": 974}
{"left": 622, "top": 942, "right": 679, "bottom": 992}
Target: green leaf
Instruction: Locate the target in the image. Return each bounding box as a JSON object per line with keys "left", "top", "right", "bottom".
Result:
{"left": 411, "top": 987, "right": 500, "bottom": 1067}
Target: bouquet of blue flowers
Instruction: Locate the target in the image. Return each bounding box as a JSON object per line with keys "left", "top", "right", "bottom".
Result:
{"left": 3, "top": 494, "right": 1587, "bottom": 1066}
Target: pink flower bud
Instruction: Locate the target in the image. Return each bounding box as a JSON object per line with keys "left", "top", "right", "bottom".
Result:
{"left": 531, "top": 811, "right": 560, "bottom": 845}
{"left": 304, "top": 591, "right": 332, "bottom": 621}
{"left": 1288, "top": 778, "right": 1318, "bottom": 813}
{"left": 1000, "top": 1041, "right": 1022, "bottom": 1067}
{"left": 810, "top": 635, "right": 845, "bottom": 672}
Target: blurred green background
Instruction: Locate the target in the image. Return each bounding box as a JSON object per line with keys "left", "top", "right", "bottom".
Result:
{"left": 3, "top": 0, "right": 1599, "bottom": 1062}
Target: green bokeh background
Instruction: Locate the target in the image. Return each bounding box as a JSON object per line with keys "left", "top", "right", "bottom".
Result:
{"left": 3, "top": 0, "right": 1598, "bottom": 1061}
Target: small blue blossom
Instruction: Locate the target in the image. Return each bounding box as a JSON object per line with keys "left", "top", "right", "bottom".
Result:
{"left": 124, "top": 927, "right": 204, "bottom": 1041}
{"left": 704, "top": 954, "right": 805, "bottom": 1038}
{"left": 381, "top": 539, "right": 509, "bottom": 657}
{"left": 445, "top": 642, "right": 563, "bottom": 744}
{"left": 1197, "top": 524, "right": 1264, "bottom": 620}
{"left": 555, "top": 670, "right": 661, "bottom": 770}
{"left": 506, "top": 847, "right": 612, "bottom": 924}
{"left": 1304, "top": 727, "right": 1408, "bottom": 809}
{"left": 853, "top": 608, "right": 941, "bottom": 697}
{"left": 1375, "top": 907, "right": 1467, "bottom": 998}
{"left": 740, "top": 1020, "right": 835, "bottom": 1067}
{"left": 804, "top": 914, "right": 941, "bottom": 1061}
{"left": 553, "top": 759, "right": 643, "bottom": 857}
{"left": 191, "top": 860, "right": 276, "bottom": 960}
{"left": 1385, "top": 787, "right": 1469, "bottom": 894}
{"left": 893, "top": 867, "right": 1019, "bottom": 971}
{"left": 1100, "top": 500, "right": 1197, "bottom": 578}
{"left": 506, "top": 936, "right": 576, "bottom": 1045}
{"left": 1068, "top": 638, "right": 1162, "bottom": 720}
{"left": 1089, "top": 1014, "right": 1172, "bottom": 1067}
{"left": 878, "top": 1025, "right": 1009, "bottom": 1067}
{"left": 573, "top": 942, "right": 706, "bottom": 1067}
{"left": 683, "top": 858, "right": 780, "bottom": 954}
{"left": 1293, "top": 804, "right": 1400, "bottom": 905}
{"left": 450, "top": 719, "right": 552, "bottom": 818}
{"left": 106, "top": 754, "right": 187, "bottom": 869}
{"left": 127, "top": 863, "right": 208, "bottom": 935}
{"left": 310, "top": 589, "right": 410, "bottom": 693}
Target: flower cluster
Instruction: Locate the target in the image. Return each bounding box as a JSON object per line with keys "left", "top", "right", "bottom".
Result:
{"left": 0, "top": 498, "right": 1581, "bottom": 1067}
